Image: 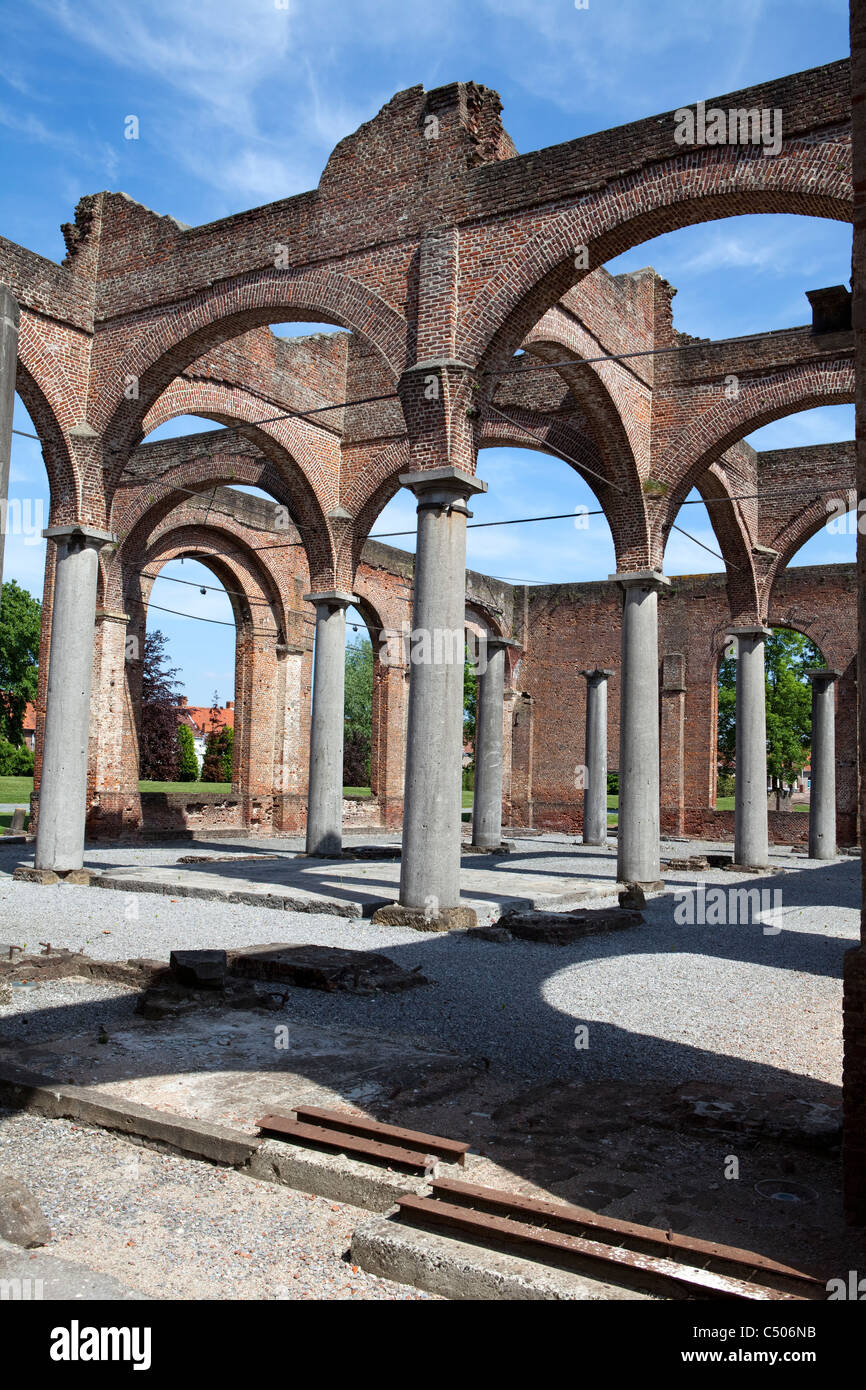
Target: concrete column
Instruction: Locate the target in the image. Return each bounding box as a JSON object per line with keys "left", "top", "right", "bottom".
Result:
{"left": 304, "top": 590, "right": 355, "bottom": 856}
{"left": 580, "top": 667, "right": 614, "bottom": 847}
{"left": 472, "top": 636, "right": 520, "bottom": 850}
{"left": 381, "top": 466, "right": 486, "bottom": 928}
{"left": 806, "top": 667, "right": 841, "bottom": 860}
{"left": 0, "top": 285, "right": 20, "bottom": 592}
{"left": 611, "top": 570, "right": 670, "bottom": 887}
{"left": 728, "top": 625, "right": 772, "bottom": 869}
{"left": 34, "top": 524, "right": 115, "bottom": 874}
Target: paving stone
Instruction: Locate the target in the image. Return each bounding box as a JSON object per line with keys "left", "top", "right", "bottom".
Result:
{"left": 170, "top": 948, "right": 227, "bottom": 989}
{"left": 227, "top": 943, "right": 428, "bottom": 993}
{"left": 0, "top": 1173, "right": 52, "bottom": 1247}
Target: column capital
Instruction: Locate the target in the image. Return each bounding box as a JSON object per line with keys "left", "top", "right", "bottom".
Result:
{"left": 95, "top": 609, "right": 130, "bottom": 624}
{"left": 402, "top": 358, "right": 475, "bottom": 376}
{"left": 727, "top": 624, "right": 772, "bottom": 639}
{"left": 581, "top": 667, "right": 614, "bottom": 680}
{"left": 43, "top": 524, "right": 116, "bottom": 546}
{"left": 399, "top": 466, "right": 487, "bottom": 499}
{"left": 486, "top": 636, "right": 522, "bottom": 652}
{"left": 609, "top": 569, "right": 670, "bottom": 591}
{"left": 303, "top": 589, "right": 357, "bottom": 610}
{"left": 805, "top": 667, "right": 842, "bottom": 682}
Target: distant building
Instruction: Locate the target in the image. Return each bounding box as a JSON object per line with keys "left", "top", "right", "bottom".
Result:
{"left": 175, "top": 698, "right": 234, "bottom": 766}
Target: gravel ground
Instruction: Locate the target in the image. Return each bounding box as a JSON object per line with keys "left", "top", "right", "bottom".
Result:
{"left": 0, "top": 976, "right": 139, "bottom": 1045}
{"left": 0, "top": 835, "right": 857, "bottom": 1090}
{"left": 0, "top": 1108, "right": 432, "bottom": 1300}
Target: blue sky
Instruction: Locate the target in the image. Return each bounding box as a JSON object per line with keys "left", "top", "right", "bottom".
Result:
{"left": 2, "top": 0, "right": 854, "bottom": 701}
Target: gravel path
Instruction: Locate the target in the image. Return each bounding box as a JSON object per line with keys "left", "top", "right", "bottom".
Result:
{"left": 0, "top": 1108, "right": 432, "bottom": 1300}
{"left": 0, "top": 836, "right": 857, "bottom": 1090}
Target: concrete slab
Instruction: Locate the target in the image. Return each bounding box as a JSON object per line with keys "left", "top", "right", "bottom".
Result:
{"left": 351, "top": 1215, "right": 652, "bottom": 1300}
{"left": 249, "top": 1137, "right": 432, "bottom": 1212}
{"left": 0, "top": 1235, "right": 147, "bottom": 1300}
{"left": 0, "top": 1004, "right": 469, "bottom": 1136}
{"left": 90, "top": 848, "right": 614, "bottom": 924}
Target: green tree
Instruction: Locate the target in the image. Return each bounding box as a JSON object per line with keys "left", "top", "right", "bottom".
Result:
{"left": 344, "top": 635, "right": 373, "bottom": 786}
{"left": 0, "top": 579, "right": 41, "bottom": 746}
{"left": 718, "top": 628, "right": 823, "bottom": 806}
{"left": 176, "top": 721, "right": 199, "bottom": 781}
{"left": 463, "top": 644, "right": 477, "bottom": 747}
{"left": 139, "top": 630, "right": 183, "bottom": 780}
{"left": 200, "top": 692, "right": 228, "bottom": 782}
{"left": 219, "top": 725, "right": 234, "bottom": 781}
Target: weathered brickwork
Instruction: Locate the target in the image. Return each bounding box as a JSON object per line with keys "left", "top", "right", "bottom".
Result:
{"left": 4, "top": 54, "right": 863, "bottom": 1212}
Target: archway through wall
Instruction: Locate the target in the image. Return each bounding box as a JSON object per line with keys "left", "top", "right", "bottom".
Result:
{"left": 1, "top": 393, "right": 50, "bottom": 821}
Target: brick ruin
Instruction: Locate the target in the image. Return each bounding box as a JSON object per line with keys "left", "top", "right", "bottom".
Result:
{"left": 1, "top": 53, "right": 863, "bottom": 1212}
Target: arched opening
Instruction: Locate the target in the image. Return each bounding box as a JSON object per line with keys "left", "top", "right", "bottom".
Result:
{"left": 138, "top": 558, "right": 236, "bottom": 793}
{"left": 343, "top": 602, "right": 374, "bottom": 798}
{"left": 717, "top": 626, "right": 826, "bottom": 813}
{"left": 1, "top": 393, "right": 53, "bottom": 830}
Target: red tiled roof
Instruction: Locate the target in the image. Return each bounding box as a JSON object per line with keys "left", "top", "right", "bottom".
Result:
{"left": 175, "top": 704, "right": 234, "bottom": 735}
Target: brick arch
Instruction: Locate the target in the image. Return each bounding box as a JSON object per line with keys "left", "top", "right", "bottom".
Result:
{"left": 772, "top": 490, "right": 856, "bottom": 574}
{"left": 133, "top": 519, "right": 286, "bottom": 635}
{"left": 654, "top": 359, "right": 854, "bottom": 561}
{"left": 662, "top": 463, "right": 760, "bottom": 624}
{"left": 96, "top": 268, "right": 409, "bottom": 458}
{"left": 14, "top": 319, "right": 79, "bottom": 520}
{"left": 137, "top": 377, "right": 340, "bottom": 511}
{"left": 109, "top": 449, "right": 336, "bottom": 593}
{"left": 764, "top": 603, "right": 852, "bottom": 676}
{"left": 458, "top": 143, "right": 850, "bottom": 372}
{"left": 478, "top": 420, "right": 649, "bottom": 569}
{"left": 519, "top": 323, "right": 646, "bottom": 485}
{"left": 342, "top": 437, "right": 412, "bottom": 584}
{"left": 465, "top": 600, "right": 505, "bottom": 641}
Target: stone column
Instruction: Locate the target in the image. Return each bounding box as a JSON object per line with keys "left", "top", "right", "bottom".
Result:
{"left": 377, "top": 466, "right": 486, "bottom": 928}
{"left": 304, "top": 591, "right": 355, "bottom": 856}
{"left": 34, "top": 524, "right": 115, "bottom": 875}
{"left": 611, "top": 570, "right": 669, "bottom": 887}
{"left": 728, "top": 625, "right": 772, "bottom": 869}
{"left": 580, "top": 667, "right": 613, "bottom": 847}
{"left": 0, "top": 285, "right": 20, "bottom": 591}
{"left": 806, "top": 667, "right": 841, "bottom": 860}
{"left": 472, "top": 636, "right": 521, "bottom": 850}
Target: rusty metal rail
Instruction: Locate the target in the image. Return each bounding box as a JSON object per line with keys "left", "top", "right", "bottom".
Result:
{"left": 395, "top": 1178, "right": 823, "bottom": 1301}
{"left": 257, "top": 1107, "right": 469, "bottom": 1174}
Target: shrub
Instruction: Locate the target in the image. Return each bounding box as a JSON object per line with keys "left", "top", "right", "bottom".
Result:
{"left": 0, "top": 739, "right": 34, "bottom": 776}
{"left": 176, "top": 723, "right": 199, "bottom": 782}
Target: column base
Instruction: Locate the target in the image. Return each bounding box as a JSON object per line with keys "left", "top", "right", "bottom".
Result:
{"left": 464, "top": 841, "right": 514, "bottom": 855}
{"left": 371, "top": 902, "right": 477, "bottom": 932}
{"left": 13, "top": 866, "right": 96, "bottom": 886}
{"left": 618, "top": 881, "right": 664, "bottom": 908}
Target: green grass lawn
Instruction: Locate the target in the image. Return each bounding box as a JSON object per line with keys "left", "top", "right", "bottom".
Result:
{"left": 0, "top": 776, "right": 34, "bottom": 803}
{"left": 139, "top": 781, "right": 232, "bottom": 795}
